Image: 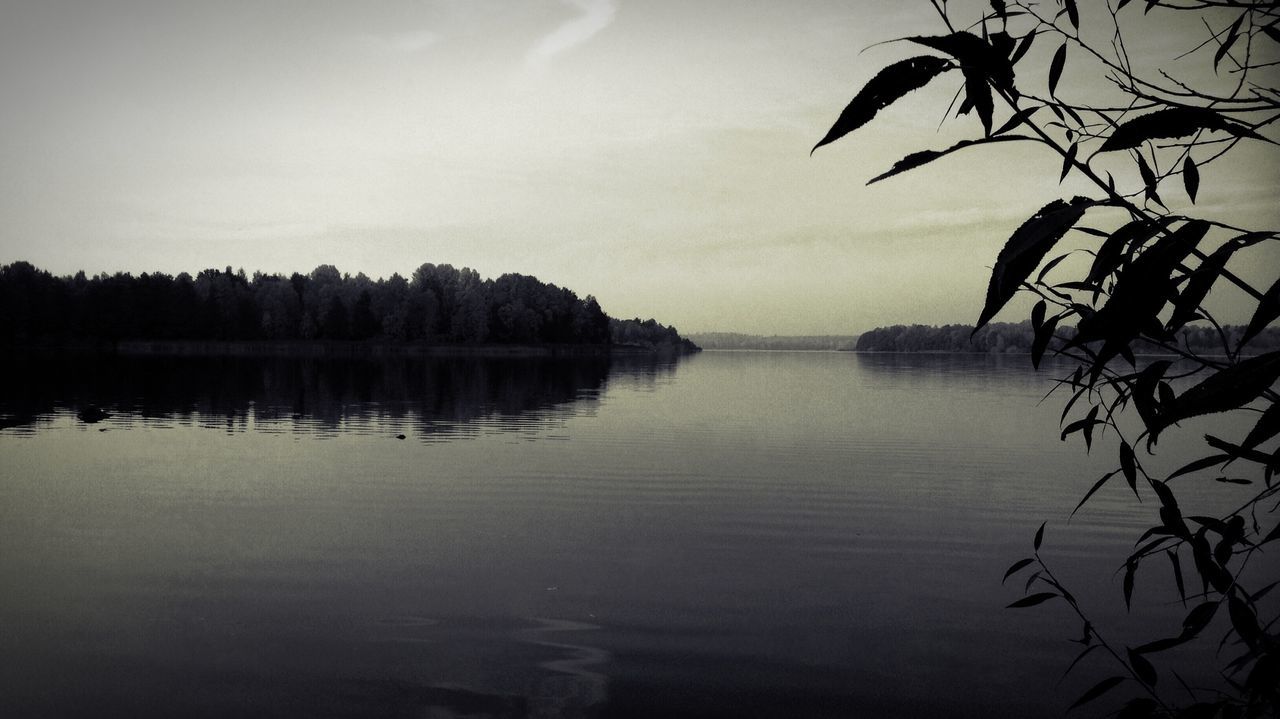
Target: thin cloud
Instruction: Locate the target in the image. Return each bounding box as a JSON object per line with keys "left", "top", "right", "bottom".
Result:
{"left": 353, "top": 29, "right": 441, "bottom": 55}
{"left": 525, "top": 0, "right": 618, "bottom": 71}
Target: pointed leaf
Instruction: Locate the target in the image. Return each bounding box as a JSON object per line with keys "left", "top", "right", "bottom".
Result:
{"left": 1228, "top": 595, "right": 1260, "bottom": 645}
{"left": 1123, "top": 560, "right": 1137, "bottom": 610}
{"left": 975, "top": 197, "right": 1095, "bottom": 332}
{"left": 1156, "top": 352, "right": 1280, "bottom": 436}
{"left": 1010, "top": 30, "right": 1037, "bottom": 66}
{"left": 1127, "top": 648, "right": 1157, "bottom": 686}
{"left": 1242, "top": 402, "right": 1280, "bottom": 451}
{"left": 867, "top": 136, "right": 1032, "bottom": 185}
{"left": 1183, "top": 156, "right": 1199, "bottom": 203}
{"left": 1085, "top": 218, "right": 1174, "bottom": 286}
{"left": 1239, "top": 277, "right": 1280, "bottom": 349}
{"left": 1032, "top": 314, "right": 1061, "bottom": 369}
{"left": 1003, "top": 557, "right": 1037, "bottom": 583}
{"left": 1008, "top": 591, "right": 1057, "bottom": 608}
{"left": 1069, "top": 676, "right": 1125, "bottom": 710}
{"left": 1167, "top": 453, "right": 1230, "bottom": 481}
{"left": 1034, "top": 521, "right": 1046, "bottom": 551}
{"left": 1064, "top": 0, "right": 1079, "bottom": 30}
{"left": 1214, "top": 15, "right": 1244, "bottom": 71}
{"left": 1049, "top": 44, "right": 1067, "bottom": 96}
{"left": 1167, "top": 550, "right": 1186, "bottom": 605}
{"left": 1099, "top": 107, "right": 1268, "bottom": 152}
{"left": 812, "top": 56, "right": 954, "bottom": 154}
{"left": 1063, "top": 644, "right": 1100, "bottom": 678}
{"left": 1072, "top": 471, "right": 1117, "bottom": 517}
{"left": 1120, "top": 442, "right": 1138, "bottom": 496}
{"left": 907, "top": 32, "right": 1016, "bottom": 92}
{"left": 1180, "top": 601, "right": 1219, "bottom": 639}
{"left": 963, "top": 67, "right": 994, "bottom": 136}
{"left": 1135, "top": 153, "right": 1163, "bottom": 206}
{"left": 1166, "top": 239, "right": 1237, "bottom": 333}
{"left": 1060, "top": 143, "right": 1078, "bottom": 182}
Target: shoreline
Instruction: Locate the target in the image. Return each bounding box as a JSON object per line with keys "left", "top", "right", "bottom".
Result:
{"left": 4, "top": 340, "right": 697, "bottom": 359}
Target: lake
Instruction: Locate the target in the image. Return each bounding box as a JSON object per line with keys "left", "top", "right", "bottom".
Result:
{"left": 0, "top": 350, "right": 1258, "bottom": 718}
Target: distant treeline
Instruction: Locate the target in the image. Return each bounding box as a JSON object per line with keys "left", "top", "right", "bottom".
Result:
{"left": 0, "top": 261, "right": 698, "bottom": 352}
{"left": 686, "top": 332, "right": 859, "bottom": 351}
{"left": 855, "top": 321, "right": 1280, "bottom": 355}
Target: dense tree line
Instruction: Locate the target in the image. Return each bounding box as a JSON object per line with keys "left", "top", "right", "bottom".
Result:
{"left": 856, "top": 322, "right": 1280, "bottom": 355}
{"left": 609, "top": 317, "right": 700, "bottom": 353}
{"left": 686, "top": 333, "right": 859, "bottom": 351}
{"left": 0, "top": 261, "right": 645, "bottom": 347}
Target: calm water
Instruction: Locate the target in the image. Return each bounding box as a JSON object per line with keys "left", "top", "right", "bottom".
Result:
{"left": 0, "top": 351, "right": 1260, "bottom": 718}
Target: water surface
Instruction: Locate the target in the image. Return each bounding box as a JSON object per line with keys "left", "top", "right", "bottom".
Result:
{"left": 0, "top": 351, "right": 1256, "bottom": 718}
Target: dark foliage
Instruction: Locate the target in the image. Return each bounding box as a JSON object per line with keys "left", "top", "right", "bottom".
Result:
{"left": 0, "top": 261, "right": 635, "bottom": 348}
{"left": 816, "top": 1, "right": 1279, "bottom": 715}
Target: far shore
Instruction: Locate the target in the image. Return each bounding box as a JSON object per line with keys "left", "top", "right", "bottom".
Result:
{"left": 3, "top": 339, "right": 696, "bottom": 359}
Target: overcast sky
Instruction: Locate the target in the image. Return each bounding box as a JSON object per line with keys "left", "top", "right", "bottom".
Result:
{"left": 2, "top": 0, "right": 1277, "bottom": 334}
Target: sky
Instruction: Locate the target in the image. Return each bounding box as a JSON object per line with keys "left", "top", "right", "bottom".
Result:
{"left": 1, "top": 0, "right": 1277, "bottom": 334}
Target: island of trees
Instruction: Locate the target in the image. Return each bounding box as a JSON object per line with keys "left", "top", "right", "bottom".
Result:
{"left": 855, "top": 322, "right": 1280, "bottom": 356}
{"left": 0, "top": 261, "right": 699, "bottom": 354}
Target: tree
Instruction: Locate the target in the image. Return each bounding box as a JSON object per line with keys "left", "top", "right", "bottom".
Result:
{"left": 815, "top": 2, "right": 1279, "bottom": 716}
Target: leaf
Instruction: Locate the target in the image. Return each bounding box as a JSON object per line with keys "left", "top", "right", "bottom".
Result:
{"left": 1242, "top": 402, "right": 1280, "bottom": 451}
{"left": 1049, "top": 44, "right": 1067, "bottom": 96}
{"left": 1166, "top": 453, "right": 1231, "bottom": 481}
{"left": 1118, "top": 698, "right": 1159, "bottom": 719}
{"left": 1099, "top": 107, "right": 1268, "bottom": 152}
{"left": 1120, "top": 442, "right": 1138, "bottom": 497}
{"left": 867, "top": 135, "right": 1033, "bottom": 185}
{"left": 994, "top": 106, "right": 1038, "bottom": 135}
{"left": 1238, "top": 277, "right": 1280, "bottom": 349}
{"left": 1062, "top": 644, "right": 1100, "bottom": 678}
{"left": 1060, "top": 143, "right": 1077, "bottom": 182}
{"left": 1008, "top": 591, "right": 1057, "bottom": 608}
{"left": 1064, "top": 0, "right": 1079, "bottom": 30}
{"left": 1135, "top": 153, "right": 1163, "bottom": 206}
{"left": 1128, "top": 648, "right": 1157, "bottom": 686}
{"left": 1183, "top": 156, "right": 1199, "bottom": 203}
{"left": 1032, "top": 314, "right": 1060, "bottom": 369}
{"left": 1071, "top": 471, "right": 1117, "bottom": 517}
{"left": 963, "top": 67, "right": 995, "bottom": 136}
{"left": 1003, "top": 557, "right": 1036, "bottom": 583}
{"left": 1061, "top": 404, "right": 1102, "bottom": 450}
{"left": 1180, "top": 601, "right": 1219, "bottom": 639}
{"left": 1069, "top": 676, "right": 1125, "bottom": 710}
{"left": 1135, "top": 636, "right": 1187, "bottom": 655}
{"left": 1074, "top": 222, "right": 1210, "bottom": 369}
{"left": 1085, "top": 218, "right": 1173, "bottom": 286}
{"left": 1228, "top": 595, "right": 1260, "bottom": 645}
{"left": 1010, "top": 30, "right": 1037, "bottom": 66}
{"left": 1154, "top": 352, "right": 1280, "bottom": 438}
{"left": 1167, "top": 550, "right": 1186, "bottom": 605}
{"left": 1034, "top": 521, "right": 1046, "bottom": 551}
{"left": 1214, "top": 15, "right": 1244, "bottom": 71}
{"left": 1166, "top": 239, "right": 1237, "bottom": 333}
{"left": 907, "top": 32, "right": 1016, "bottom": 92}
{"left": 1123, "top": 560, "right": 1137, "bottom": 610}
{"left": 975, "top": 197, "right": 1096, "bottom": 332}
{"left": 812, "top": 55, "right": 954, "bottom": 154}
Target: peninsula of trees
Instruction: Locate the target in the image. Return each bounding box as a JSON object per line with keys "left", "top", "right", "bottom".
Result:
{"left": 0, "top": 261, "right": 699, "bottom": 354}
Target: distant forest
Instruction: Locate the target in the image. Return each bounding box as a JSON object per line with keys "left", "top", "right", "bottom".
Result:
{"left": 686, "top": 333, "right": 859, "bottom": 351}
{"left": 0, "top": 261, "right": 698, "bottom": 352}
{"left": 855, "top": 321, "right": 1280, "bottom": 355}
